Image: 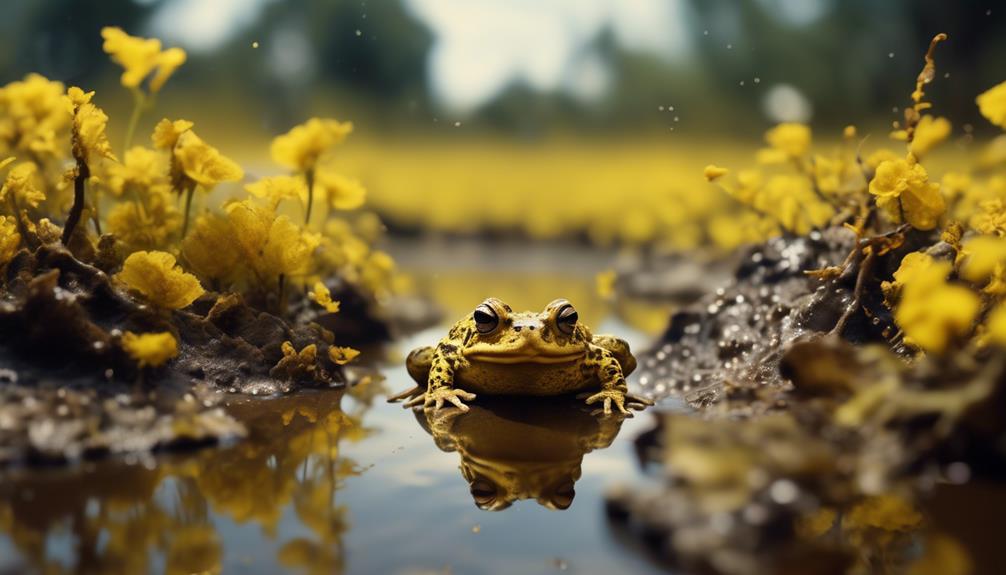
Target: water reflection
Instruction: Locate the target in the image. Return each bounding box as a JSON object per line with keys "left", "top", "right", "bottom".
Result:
{"left": 0, "top": 383, "right": 381, "bottom": 575}
{"left": 411, "top": 395, "right": 627, "bottom": 511}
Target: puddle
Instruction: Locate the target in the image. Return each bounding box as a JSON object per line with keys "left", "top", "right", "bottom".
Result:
{"left": 0, "top": 240, "right": 670, "bottom": 574}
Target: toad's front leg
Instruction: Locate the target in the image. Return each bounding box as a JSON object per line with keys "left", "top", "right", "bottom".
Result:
{"left": 403, "top": 343, "right": 476, "bottom": 412}
{"left": 577, "top": 345, "right": 653, "bottom": 416}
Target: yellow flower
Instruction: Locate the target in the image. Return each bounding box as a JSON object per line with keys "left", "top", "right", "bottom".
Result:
{"left": 152, "top": 118, "right": 194, "bottom": 149}
{"left": 764, "top": 123, "right": 811, "bottom": 159}
{"left": 116, "top": 250, "right": 205, "bottom": 309}
{"left": 869, "top": 157, "right": 945, "bottom": 230}
{"left": 865, "top": 148, "right": 900, "bottom": 170}
{"left": 174, "top": 131, "right": 244, "bottom": 188}
{"left": 973, "top": 199, "right": 1006, "bottom": 237}
{"left": 940, "top": 172, "right": 971, "bottom": 203}
{"left": 909, "top": 116, "right": 951, "bottom": 157}
{"left": 977, "top": 80, "right": 1006, "bottom": 130}
{"left": 182, "top": 213, "right": 241, "bottom": 285}
{"left": 703, "top": 164, "right": 728, "bottom": 182}
{"left": 754, "top": 174, "right": 833, "bottom": 235}
{"left": 65, "top": 86, "right": 116, "bottom": 162}
{"left": 316, "top": 170, "right": 366, "bottom": 210}
{"left": 106, "top": 189, "right": 181, "bottom": 253}
{"left": 308, "top": 281, "right": 340, "bottom": 313}
{"left": 891, "top": 254, "right": 979, "bottom": 353}
{"left": 985, "top": 303, "right": 1006, "bottom": 347}
{"left": 270, "top": 118, "right": 353, "bottom": 171}
{"left": 328, "top": 346, "right": 360, "bottom": 365}
{"left": 0, "top": 215, "right": 20, "bottom": 266}
{"left": 0, "top": 74, "right": 69, "bottom": 158}
{"left": 957, "top": 235, "right": 1006, "bottom": 285}
{"left": 0, "top": 162, "right": 45, "bottom": 209}
{"left": 105, "top": 146, "right": 169, "bottom": 196}
{"left": 101, "top": 27, "right": 187, "bottom": 93}
{"left": 121, "top": 331, "right": 179, "bottom": 368}
{"left": 245, "top": 175, "right": 306, "bottom": 208}
{"left": 225, "top": 199, "right": 320, "bottom": 280}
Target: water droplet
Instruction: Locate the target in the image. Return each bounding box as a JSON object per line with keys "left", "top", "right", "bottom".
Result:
{"left": 669, "top": 127, "right": 675, "bottom": 131}
{"left": 892, "top": 106, "right": 899, "bottom": 113}
{"left": 703, "top": 30, "right": 709, "bottom": 36}
{"left": 673, "top": 116, "right": 680, "bottom": 122}
{"left": 251, "top": 41, "right": 259, "bottom": 49}
{"left": 658, "top": 105, "right": 664, "bottom": 111}
{"left": 471, "top": 524, "right": 481, "bottom": 533}
{"left": 668, "top": 105, "right": 675, "bottom": 111}
{"left": 987, "top": 8, "right": 993, "bottom": 15}
{"left": 888, "top": 52, "right": 895, "bottom": 58}
{"left": 739, "top": 80, "right": 745, "bottom": 86}
{"left": 726, "top": 43, "right": 733, "bottom": 49}
{"left": 753, "top": 77, "right": 761, "bottom": 84}
{"left": 944, "top": 72, "right": 951, "bottom": 79}
{"left": 355, "top": 29, "right": 362, "bottom": 37}
{"left": 454, "top": 121, "right": 462, "bottom": 127}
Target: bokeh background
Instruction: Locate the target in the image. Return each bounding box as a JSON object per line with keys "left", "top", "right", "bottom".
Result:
{"left": 1, "top": 0, "right": 1003, "bottom": 249}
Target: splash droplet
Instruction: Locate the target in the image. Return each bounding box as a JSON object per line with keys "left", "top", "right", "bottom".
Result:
{"left": 888, "top": 52, "right": 895, "bottom": 58}
{"left": 753, "top": 77, "right": 761, "bottom": 84}
{"left": 454, "top": 121, "right": 462, "bottom": 127}
{"left": 251, "top": 41, "right": 259, "bottom": 49}
{"left": 355, "top": 29, "right": 362, "bottom": 37}
{"left": 726, "top": 43, "right": 733, "bottom": 50}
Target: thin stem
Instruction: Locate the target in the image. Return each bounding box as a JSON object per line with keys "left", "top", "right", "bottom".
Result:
{"left": 304, "top": 167, "right": 315, "bottom": 225}
{"left": 123, "top": 89, "right": 146, "bottom": 155}
{"left": 91, "top": 196, "right": 103, "bottom": 236}
{"left": 61, "top": 158, "right": 90, "bottom": 245}
{"left": 181, "top": 182, "right": 196, "bottom": 237}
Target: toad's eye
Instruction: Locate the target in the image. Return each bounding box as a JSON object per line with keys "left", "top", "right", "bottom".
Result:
{"left": 556, "top": 303, "right": 578, "bottom": 335}
{"left": 473, "top": 304, "right": 499, "bottom": 334}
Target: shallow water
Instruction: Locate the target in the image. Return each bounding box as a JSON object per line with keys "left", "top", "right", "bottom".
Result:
{"left": 0, "top": 241, "right": 673, "bottom": 574}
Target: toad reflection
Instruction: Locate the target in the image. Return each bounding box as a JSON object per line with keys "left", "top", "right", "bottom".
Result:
{"left": 412, "top": 396, "right": 627, "bottom": 511}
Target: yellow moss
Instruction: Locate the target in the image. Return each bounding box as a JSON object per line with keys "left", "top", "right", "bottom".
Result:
{"left": 116, "top": 250, "right": 205, "bottom": 309}
{"left": 121, "top": 330, "right": 179, "bottom": 368}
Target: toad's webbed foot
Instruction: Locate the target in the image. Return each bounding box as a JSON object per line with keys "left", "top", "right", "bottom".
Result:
{"left": 405, "top": 387, "right": 476, "bottom": 412}
{"left": 577, "top": 389, "right": 652, "bottom": 416}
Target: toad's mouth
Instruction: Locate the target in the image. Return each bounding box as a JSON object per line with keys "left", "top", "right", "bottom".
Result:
{"left": 464, "top": 350, "right": 585, "bottom": 365}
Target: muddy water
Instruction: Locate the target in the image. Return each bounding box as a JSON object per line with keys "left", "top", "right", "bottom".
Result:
{"left": 0, "top": 241, "right": 675, "bottom": 574}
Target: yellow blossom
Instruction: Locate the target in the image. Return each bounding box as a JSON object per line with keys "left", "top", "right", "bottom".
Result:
{"left": 174, "top": 131, "right": 244, "bottom": 188}
{"left": 0, "top": 74, "right": 69, "bottom": 158}
{"left": 985, "top": 303, "right": 1006, "bottom": 347}
{"left": 909, "top": 115, "right": 951, "bottom": 157}
{"left": 0, "top": 162, "right": 45, "bottom": 209}
{"left": 977, "top": 80, "right": 1006, "bottom": 130}
{"left": 703, "top": 164, "right": 728, "bottom": 182}
{"left": 308, "top": 281, "right": 340, "bottom": 313}
{"left": 101, "top": 27, "right": 187, "bottom": 93}
{"left": 245, "top": 175, "right": 306, "bottom": 208}
{"left": 957, "top": 235, "right": 1006, "bottom": 287}
{"left": 270, "top": 118, "right": 353, "bottom": 171}
{"left": 763, "top": 123, "right": 811, "bottom": 159}
{"left": 891, "top": 254, "right": 979, "bottom": 353}
{"left": 181, "top": 213, "right": 242, "bottom": 285}
{"left": 105, "top": 146, "right": 169, "bottom": 196}
{"left": 316, "top": 170, "right": 366, "bottom": 210}
{"left": 106, "top": 189, "right": 181, "bottom": 253}
{"left": 869, "top": 157, "right": 945, "bottom": 230}
{"left": 0, "top": 215, "right": 20, "bottom": 266}
{"left": 152, "top": 118, "right": 194, "bottom": 149}
{"left": 225, "top": 199, "right": 320, "bottom": 281}
{"left": 116, "top": 250, "right": 205, "bottom": 309}
{"left": 328, "top": 346, "right": 360, "bottom": 365}
{"left": 754, "top": 174, "right": 833, "bottom": 235}
{"left": 65, "top": 86, "right": 116, "bottom": 162}
{"left": 121, "top": 331, "right": 179, "bottom": 368}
